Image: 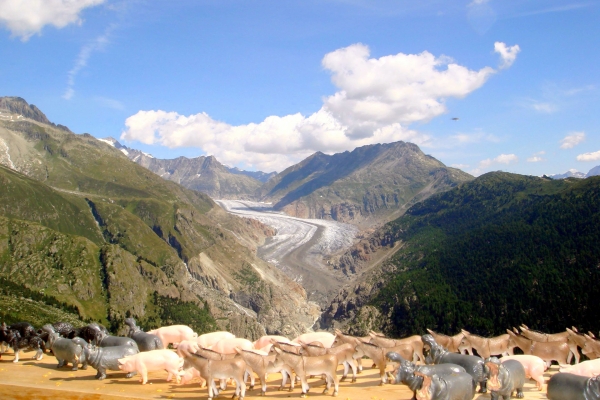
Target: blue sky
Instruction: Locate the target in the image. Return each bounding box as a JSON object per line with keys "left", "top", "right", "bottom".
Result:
{"left": 0, "top": 0, "right": 598, "bottom": 176}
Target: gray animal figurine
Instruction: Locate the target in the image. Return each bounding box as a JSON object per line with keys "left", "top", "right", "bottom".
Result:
{"left": 484, "top": 357, "right": 525, "bottom": 400}
{"left": 83, "top": 344, "right": 139, "bottom": 380}
{"left": 388, "top": 352, "right": 474, "bottom": 400}
{"left": 124, "top": 318, "right": 164, "bottom": 351}
{"left": 422, "top": 334, "right": 487, "bottom": 393}
{"left": 414, "top": 371, "right": 476, "bottom": 400}
{"left": 547, "top": 373, "right": 600, "bottom": 400}
{"left": 95, "top": 330, "right": 139, "bottom": 349}
{"left": 69, "top": 323, "right": 106, "bottom": 343}
{"left": 48, "top": 333, "right": 87, "bottom": 371}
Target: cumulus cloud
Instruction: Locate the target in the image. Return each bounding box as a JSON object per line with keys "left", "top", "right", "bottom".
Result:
{"left": 527, "top": 151, "right": 545, "bottom": 162}
{"left": 577, "top": 150, "right": 600, "bottom": 162}
{"left": 479, "top": 153, "right": 518, "bottom": 168}
{"left": 122, "top": 42, "right": 516, "bottom": 172}
{"left": 494, "top": 42, "right": 521, "bottom": 69}
{"left": 0, "top": 0, "right": 104, "bottom": 40}
{"left": 560, "top": 132, "right": 585, "bottom": 149}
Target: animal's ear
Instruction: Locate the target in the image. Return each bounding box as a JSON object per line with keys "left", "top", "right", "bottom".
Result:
{"left": 273, "top": 347, "right": 282, "bottom": 354}
{"left": 513, "top": 327, "right": 519, "bottom": 334}
{"left": 117, "top": 358, "right": 125, "bottom": 365}
{"left": 234, "top": 347, "right": 242, "bottom": 354}
{"left": 572, "top": 327, "right": 579, "bottom": 332}
{"left": 521, "top": 324, "right": 529, "bottom": 330}
{"left": 461, "top": 329, "right": 469, "bottom": 334}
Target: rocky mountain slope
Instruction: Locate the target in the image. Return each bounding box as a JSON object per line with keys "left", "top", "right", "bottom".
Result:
{"left": 0, "top": 96, "right": 318, "bottom": 337}
{"left": 101, "top": 137, "right": 273, "bottom": 200}
{"left": 256, "top": 142, "right": 473, "bottom": 228}
{"left": 320, "top": 172, "right": 600, "bottom": 337}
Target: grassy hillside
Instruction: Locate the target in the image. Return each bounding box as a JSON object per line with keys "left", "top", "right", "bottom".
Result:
{"left": 327, "top": 173, "right": 600, "bottom": 336}
{"left": 0, "top": 100, "right": 317, "bottom": 337}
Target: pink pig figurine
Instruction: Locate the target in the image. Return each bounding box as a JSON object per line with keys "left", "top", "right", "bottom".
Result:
{"left": 118, "top": 349, "right": 184, "bottom": 384}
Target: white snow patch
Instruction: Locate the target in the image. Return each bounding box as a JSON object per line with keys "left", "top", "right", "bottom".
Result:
{"left": 0, "top": 139, "right": 16, "bottom": 170}
{"left": 120, "top": 148, "right": 129, "bottom": 156}
{"left": 97, "top": 138, "right": 116, "bottom": 147}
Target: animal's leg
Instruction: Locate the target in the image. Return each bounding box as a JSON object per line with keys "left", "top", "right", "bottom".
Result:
{"left": 332, "top": 371, "right": 339, "bottom": 396}
{"left": 261, "top": 373, "right": 268, "bottom": 396}
{"left": 246, "top": 369, "right": 255, "bottom": 389}
{"left": 279, "top": 370, "right": 288, "bottom": 390}
{"left": 534, "top": 375, "right": 544, "bottom": 391}
{"left": 35, "top": 349, "right": 43, "bottom": 360}
{"left": 378, "top": 362, "right": 387, "bottom": 385}
{"left": 567, "top": 351, "right": 573, "bottom": 364}
{"left": 357, "top": 357, "right": 363, "bottom": 373}
{"left": 478, "top": 379, "right": 487, "bottom": 393}
{"left": 139, "top": 364, "right": 148, "bottom": 384}
{"left": 239, "top": 376, "right": 246, "bottom": 400}
{"left": 300, "top": 376, "right": 310, "bottom": 398}
{"left": 13, "top": 349, "right": 19, "bottom": 363}
{"left": 515, "top": 388, "right": 524, "bottom": 399}
{"left": 322, "top": 374, "right": 331, "bottom": 394}
{"left": 349, "top": 359, "right": 357, "bottom": 383}
{"left": 340, "top": 361, "right": 348, "bottom": 382}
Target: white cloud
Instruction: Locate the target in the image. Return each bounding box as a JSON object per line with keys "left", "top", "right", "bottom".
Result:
{"left": 451, "top": 163, "right": 470, "bottom": 169}
{"left": 321, "top": 43, "right": 497, "bottom": 136}
{"left": 494, "top": 42, "right": 520, "bottom": 69}
{"left": 449, "top": 132, "right": 500, "bottom": 145}
{"left": 479, "top": 153, "right": 518, "bottom": 168}
{"left": 122, "top": 42, "right": 513, "bottom": 172}
{"left": 577, "top": 150, "right": 600, "bottom": 162}
{"left": 527, "top": 151, "right": 545, "bottom": 162}
{"left": 0, "top": 0, "right": 104, "bottom": 40}
{"left": 560, "top": 132, "right": 585, "bottom": 149}
{"left": 63, "top": 25, "right": 113, "bottom": 99}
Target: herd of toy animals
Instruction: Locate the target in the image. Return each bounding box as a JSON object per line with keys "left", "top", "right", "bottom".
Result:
{"left": 2, "top": 320, "right": 600, "bottom": 400}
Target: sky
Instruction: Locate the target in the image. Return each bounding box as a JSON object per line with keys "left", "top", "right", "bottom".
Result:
{"left": 0, "top": 0, "right": 599, "bottom": 176}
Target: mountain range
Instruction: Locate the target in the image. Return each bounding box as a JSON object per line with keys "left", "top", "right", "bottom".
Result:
{"left": 109, "top": 137, "right": 473, "bottom": 229}
{"left": 0, "top": 96, "right": 318, "bottom": 337}
{"left": 548, "top": 167, "right": 600, "bottom": 179}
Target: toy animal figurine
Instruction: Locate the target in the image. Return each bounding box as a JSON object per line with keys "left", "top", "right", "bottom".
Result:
{"left": 84, "top": 344, "right": 140, "bottom": 380}
{"left": 387, "top": 351, "right": 474, "bottom": 400}
{"left": 484, "top": 357, "right": 525, "bottom": 400}
{"left": 124, "top": 318, "right": 164, "bottom": 351}
{"left": 547, "top": 373, "right": 600, "bottom": 400}
{"left": 48, "top": 332, "right": 87, "bottom": 371}
{"left": 413, "top": 371, "right": 475, "bottom": 400}
{"left": 95, "top": 330, "right": 139, "bottom": 349}
{"left": 422, "top": 334, "right": 487, "bottom": 393}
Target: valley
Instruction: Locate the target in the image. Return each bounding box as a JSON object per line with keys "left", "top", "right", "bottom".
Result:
{"left": 215, "top": 200, "right": 358, "bottom": 306}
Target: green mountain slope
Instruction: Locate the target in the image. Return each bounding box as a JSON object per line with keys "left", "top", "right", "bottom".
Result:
{"left": 258, "top": 142, "right": 473, "bottom": 227}
{"left": 322, "top": 172, "right": 600, "bottom": 336}
{"left": 0, "top": 97, "right": 318, "bottom": 337}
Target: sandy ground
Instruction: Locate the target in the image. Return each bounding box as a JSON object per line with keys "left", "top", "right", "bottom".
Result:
{"left": 0, "top": 350, "right": 553, "bottom": 400}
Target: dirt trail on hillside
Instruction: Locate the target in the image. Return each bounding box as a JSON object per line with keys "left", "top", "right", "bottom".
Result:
{"left": 0, "top": 350, "right": 552, "bottom": 400}
{"left": 216, "top": 200, "right": 358, "bottom": 306}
